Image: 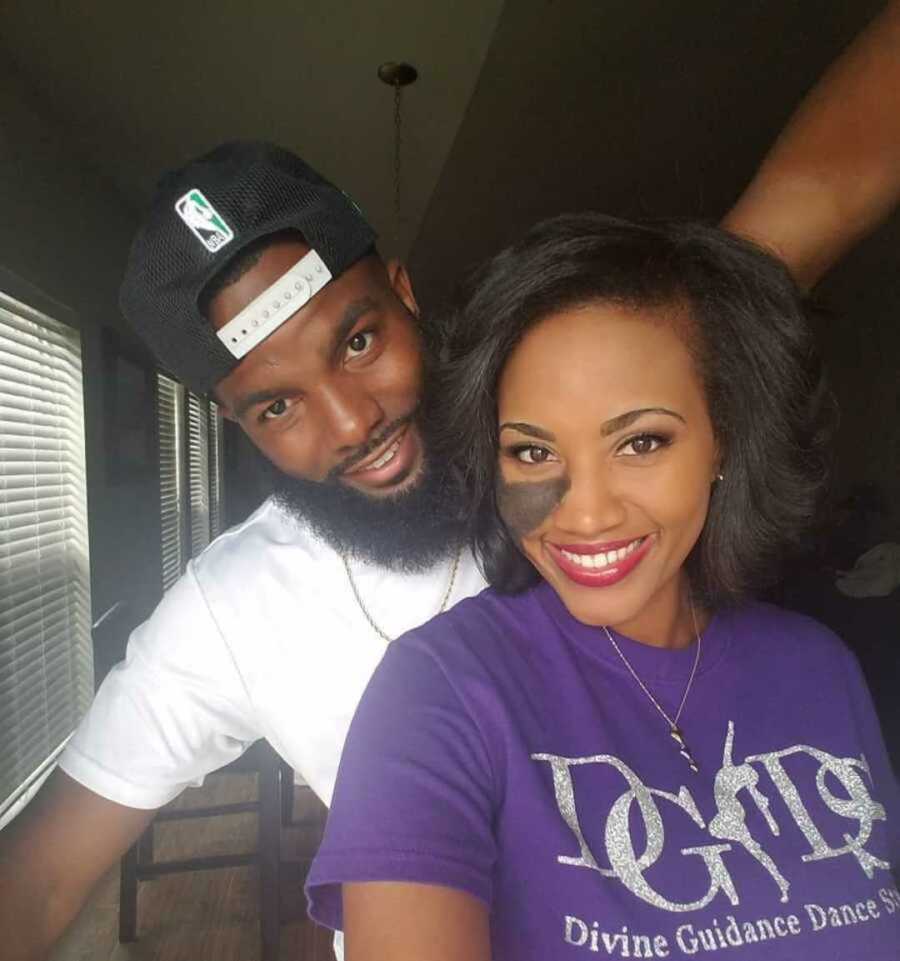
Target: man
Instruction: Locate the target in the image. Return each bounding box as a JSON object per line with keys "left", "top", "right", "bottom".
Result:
{"left": 68, "top": 142, "right": 486, "bottom": 820}
{"left": 2, "top": 4, "right": 899, "bottom": 957}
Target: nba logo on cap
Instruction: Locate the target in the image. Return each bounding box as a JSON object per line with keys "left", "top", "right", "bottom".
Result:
{"left": 174, "top": 189, "right": 235, "bottom": 252}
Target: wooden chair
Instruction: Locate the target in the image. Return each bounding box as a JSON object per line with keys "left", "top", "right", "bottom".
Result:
{"left": 118, "top": 739, "right": 287, "bottom": 961}
{"left": 91, "top": 603, "right": 304, "bottom": 959}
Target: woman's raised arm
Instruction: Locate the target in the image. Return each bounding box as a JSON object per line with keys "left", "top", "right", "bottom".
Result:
{"left": 723, "top": 0, "right": 900, "bottom": 290}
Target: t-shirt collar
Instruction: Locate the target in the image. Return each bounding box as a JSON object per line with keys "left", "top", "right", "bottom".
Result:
{"left": 530, "top": 579, "right": 733, "bottom": 684}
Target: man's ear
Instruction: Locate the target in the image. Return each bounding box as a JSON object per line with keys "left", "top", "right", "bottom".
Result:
{"left": 210, "top": 388, "right": 237, "bottom": 422}
{"left": 385, "top": 258, "right": 420, "bottom": 318}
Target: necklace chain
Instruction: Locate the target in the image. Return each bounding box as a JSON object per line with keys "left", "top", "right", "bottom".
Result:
{"left": 602, "top": 601, "right": 703, "bottom": 772}
{"left": 343, "top": 546, "right": 462, "bottom": 642}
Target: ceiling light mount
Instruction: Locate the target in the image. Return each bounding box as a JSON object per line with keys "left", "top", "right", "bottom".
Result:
{"left": 377, "top": 61, "right": 418, "bottom": 87}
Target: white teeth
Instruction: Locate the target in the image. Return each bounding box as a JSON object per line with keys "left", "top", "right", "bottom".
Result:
{"left": 364, "top": 435, "right": 403, "bottom": 471}
{"left": 358, "top": 434, "right": 403, "bottom": 473}
{"left": 560, "top": 537, "right": 644, "bottom": 569}
{"left": 372, "top": 446, "right": 396, "bottom": 469}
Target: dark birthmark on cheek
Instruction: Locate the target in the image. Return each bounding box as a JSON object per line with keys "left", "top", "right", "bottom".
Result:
{"left": 496, "top": 474, "right": 571, "bottom": 541}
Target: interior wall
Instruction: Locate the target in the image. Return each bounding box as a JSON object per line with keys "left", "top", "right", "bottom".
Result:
{"left": 813, "top": 215, "right": 900, "bottom": 545}
{"left": 0, "top": 58, "right": 160, "bottom": 671}
{"left": 409, "top": 0, "right": 884, "bottom": 307}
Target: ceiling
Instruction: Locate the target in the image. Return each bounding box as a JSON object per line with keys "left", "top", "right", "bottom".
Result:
{"left": 0, "top": 0, "right": 504, "bottom": 258}
{"left": 0, "top": 0, "right": 885, "bottom": 305}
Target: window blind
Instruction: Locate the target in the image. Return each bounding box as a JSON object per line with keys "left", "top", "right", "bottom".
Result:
{"left": 0, "top": 293, "right": 92, "bottom": 820}
{"left": 157, "top": 373, "right": 185, "bottom": 592}
{"left": 187, "top": 391, "right": 211, "bottom": 555}
{"left": 157, "top": 383, "right": 224, "bottom": 589}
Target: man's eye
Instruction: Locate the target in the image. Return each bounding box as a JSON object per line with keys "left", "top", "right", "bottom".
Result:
{"left": 346, "top": 331, "right": 374, "bottom": 357}
{"left": 262, "top": 398, "right": 289, "bottom": 421}
{"left": 514, "top": 445, "right": 555, "bottom": 464}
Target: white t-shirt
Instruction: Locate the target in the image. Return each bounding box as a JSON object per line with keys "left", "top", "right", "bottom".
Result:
{"left": 60, "top": 497, "right": 487, "bottom": 808}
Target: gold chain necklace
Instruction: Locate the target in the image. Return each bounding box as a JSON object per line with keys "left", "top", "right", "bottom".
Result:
{"left": 602, "top": 601, "right": 703, "bottom": 773}
{"left": 342, "top": 546, "right": 463, "bottom": 642}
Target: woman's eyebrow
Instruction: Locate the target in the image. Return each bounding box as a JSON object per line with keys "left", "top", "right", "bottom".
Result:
{"left": 600, "top": 407, "right": 685, "bottom": 435}
{"left": 500, "top": 409, "right": 684, "bottom": 442}
{"left": 499, "top": 422, "right": 557, "bottom": 442}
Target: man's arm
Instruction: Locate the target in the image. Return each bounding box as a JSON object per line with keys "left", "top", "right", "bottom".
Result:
{"left": 0, "top": 562, "right": 259, "bottom": 959}
{"left": 723, "top": 0, "right": 900, "bottom": 290}
{"left": 0, "top": 769, "right": 156, "bottom": 961}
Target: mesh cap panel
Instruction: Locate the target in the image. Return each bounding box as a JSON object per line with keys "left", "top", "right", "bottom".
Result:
{"left": 120, "top": 141, "right": 376, "bottom": 394}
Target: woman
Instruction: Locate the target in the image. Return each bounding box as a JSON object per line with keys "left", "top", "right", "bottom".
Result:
{"left": 306, "top": 215, "right": 900, "bottom": 960}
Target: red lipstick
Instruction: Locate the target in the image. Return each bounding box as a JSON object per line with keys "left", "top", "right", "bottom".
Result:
{"left": 546, "top": 534, "right": 654, "bottom": 588}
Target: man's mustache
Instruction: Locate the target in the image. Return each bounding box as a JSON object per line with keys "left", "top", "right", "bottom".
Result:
{"left": 326, "top": 408, "right": 418, "bottom": 481}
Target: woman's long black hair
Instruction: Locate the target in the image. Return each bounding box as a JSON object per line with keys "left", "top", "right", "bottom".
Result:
{"left": 435, "top": 213, "right": 834, "bottom": 607}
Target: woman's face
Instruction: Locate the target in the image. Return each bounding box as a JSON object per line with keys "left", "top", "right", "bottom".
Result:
{"left": 496, "top": 301, "right": 719, "bottom": 641}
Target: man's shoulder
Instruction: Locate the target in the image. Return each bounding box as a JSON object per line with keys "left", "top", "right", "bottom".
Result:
{"left": 191, "top": 497, "right": 327, "bottom": 584}
{"left": 149, "top": 497, "right": 343, "bottom": 638}
{"left": 392, "top": 585, "right": 538, "bottom": 670}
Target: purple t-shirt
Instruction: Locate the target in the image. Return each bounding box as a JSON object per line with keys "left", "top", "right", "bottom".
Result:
{"left": 307, "top": 582, "right": 900, "bottom": 960}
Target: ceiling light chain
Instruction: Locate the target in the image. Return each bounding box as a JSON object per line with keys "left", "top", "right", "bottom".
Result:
{"left": 378, "top": 61, "right": 418, "bottom": 237}
{"left": 393, "top": 81, "right": 404, "bottom": 224}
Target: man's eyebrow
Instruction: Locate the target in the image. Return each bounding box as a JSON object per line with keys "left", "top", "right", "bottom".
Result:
{"left": 600, "top": 407, "right": 685, "bottom": 435}
{"left": 231, "top": 297, "right": 381, "bottom": 419}
{"left": 232, "top": 386, "right": 293, "bottom": 421}
{"left": 499, "top": 422, "right": 557, "bottom": 443}
{"left": 328, "top": 296, "right": 379, "bottom": 356}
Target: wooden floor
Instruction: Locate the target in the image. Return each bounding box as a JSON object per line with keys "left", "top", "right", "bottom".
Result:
{"left": 49, "top": 771, "right": 336, "bottom": 961}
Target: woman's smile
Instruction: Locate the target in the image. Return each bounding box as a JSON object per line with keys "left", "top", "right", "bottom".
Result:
{"left": 546, "top": 532, "right": 655, "bottom": 587}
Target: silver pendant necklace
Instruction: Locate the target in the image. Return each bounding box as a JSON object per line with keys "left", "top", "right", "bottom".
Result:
{"left": 602, "top": 602, "right": 703, "bottom": 773}
{"left": 342, "top": 546, "right": 462, "bottom": 642}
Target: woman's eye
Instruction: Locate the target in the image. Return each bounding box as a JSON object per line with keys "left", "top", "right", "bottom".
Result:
{"left": 620, "top": 433, "right": 666, "bottom": 456}
{"left": 515, "top": 445, "right": 555, "bottom": 464}
{"left": 346, "top": 331, "right": 374, "bottom": 358}
{"left": 261, "top": 398, "right": 290, "bottom": 421}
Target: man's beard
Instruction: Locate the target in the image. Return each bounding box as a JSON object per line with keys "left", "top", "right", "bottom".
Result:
{"left": 268, "top": 411, "right": 464, "bottom": 574}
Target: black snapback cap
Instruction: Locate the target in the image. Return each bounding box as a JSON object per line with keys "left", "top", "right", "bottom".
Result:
{"left": 120, "top": 140, "right": 377, "bottom": 395}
